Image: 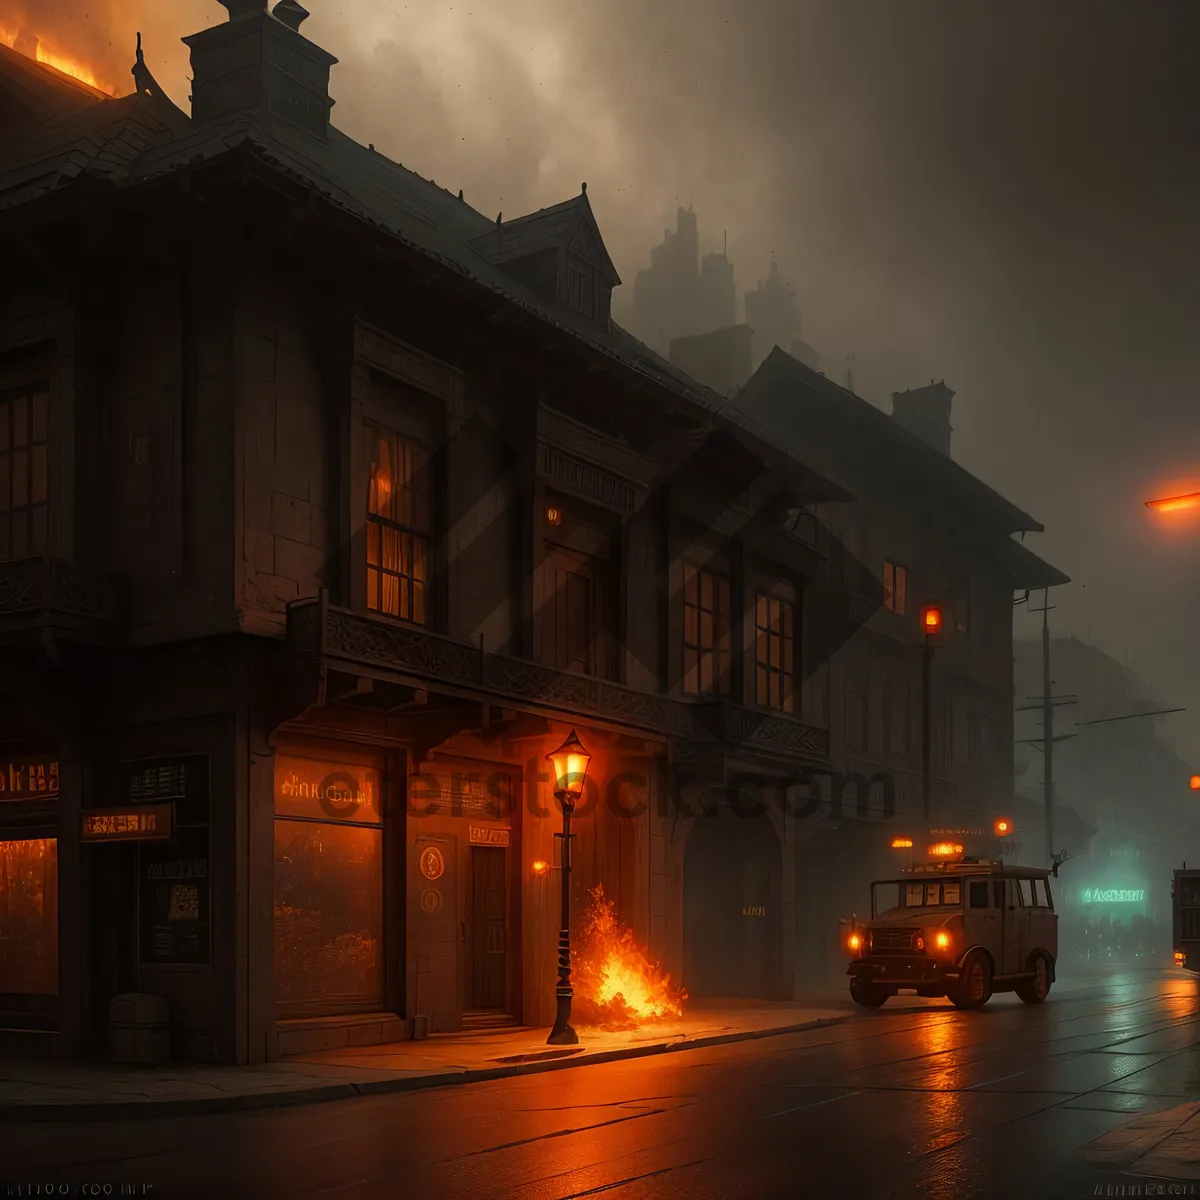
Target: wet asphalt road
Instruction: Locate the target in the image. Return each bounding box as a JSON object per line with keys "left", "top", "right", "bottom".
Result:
{"left": 3, "top": 967, "right": 1199, "bottom": 1200}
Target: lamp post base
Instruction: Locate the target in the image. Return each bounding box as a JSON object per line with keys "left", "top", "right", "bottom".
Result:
{"left": 546, "top": 992, "right": 578, "bottom": 1046}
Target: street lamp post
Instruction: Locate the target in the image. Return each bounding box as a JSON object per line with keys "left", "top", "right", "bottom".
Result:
{"left": 920, "top": 605, "right": 943, "bottom": 831}
{"left": 546, "top": 729, "right": 591, "bottom": 1047}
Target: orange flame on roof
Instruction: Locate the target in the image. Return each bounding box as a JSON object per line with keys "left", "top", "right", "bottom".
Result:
{"left": 0, "top": 24, "right": 113, "bottom": 94}
{"left": 573, "top": 885, "right": 686, "bottom": 1031}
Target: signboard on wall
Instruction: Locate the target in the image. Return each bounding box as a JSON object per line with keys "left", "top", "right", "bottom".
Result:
{"left": 468, "top": 826, "right": 510, "bottom": 847}
{"left": 1080, "top": 887, "right": 1145, "bottom": 904}
{"left": 124, "top": 755, "right": 211, "bottom": 967}
{"left": 0, "top": 757, "right": 60, "bottom": 801}
{"left": 81, "top": 804, "right": 173, "bottom": 843}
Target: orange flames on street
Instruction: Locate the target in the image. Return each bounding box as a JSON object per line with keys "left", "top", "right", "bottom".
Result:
{"left": 0, "top": 22, "right": 113, "bottom": 94}
{"left": 573, "top": 885, "right": 686, "bottom": 1031}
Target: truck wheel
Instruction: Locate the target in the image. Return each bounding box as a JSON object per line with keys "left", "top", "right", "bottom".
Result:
{"left": 1015, "top": 954, "right": 1052, "bottom": 1004}
{"left": 949, "top": 952, "right": 993, "bottom": 1010}
{"left": 850, "top": 979, "right": 889, "bottom": 1009}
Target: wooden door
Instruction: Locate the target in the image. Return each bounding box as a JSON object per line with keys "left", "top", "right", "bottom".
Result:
{"left": 470, "top": 847, "right": 507, "bottom": 1010}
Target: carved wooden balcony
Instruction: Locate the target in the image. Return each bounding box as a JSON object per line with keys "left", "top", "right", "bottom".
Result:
{"left": 286, "top": 593, "right": 829, "bottom": 762}
{"left": 0, "top": 556, "right": 118, "bottom": 644}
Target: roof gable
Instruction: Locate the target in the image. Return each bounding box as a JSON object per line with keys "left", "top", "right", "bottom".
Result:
{"left": 469, "top": 188, "right": 621, "bottom": 286}
{"left": 0, "top": 41, "right": 111, "bottom": 144}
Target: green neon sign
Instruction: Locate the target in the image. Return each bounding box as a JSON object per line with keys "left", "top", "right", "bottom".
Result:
{"left": 1079, "top": 888, "right": 1144, "bottom": 904}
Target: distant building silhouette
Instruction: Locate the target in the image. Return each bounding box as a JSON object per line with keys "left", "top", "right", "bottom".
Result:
{"left": 630, "top": 207, "right": 736, "bottom": 356}
{"left": 669, "top": 325, "right": 753, "bottom": 397}
{"left": 745, "top": 254, "right": 816, "bottom": 372}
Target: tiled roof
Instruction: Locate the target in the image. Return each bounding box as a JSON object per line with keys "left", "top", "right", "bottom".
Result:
{"left": 0, "top": 41, "right": 110, "bottom": 135}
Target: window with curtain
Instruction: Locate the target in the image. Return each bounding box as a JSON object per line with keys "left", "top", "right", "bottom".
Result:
{"left": 683, "top": 562, "right": 731, "bottom": 696}
{"left": 0, "top": 385, "right": 50, "bottom": 561}
{"left": 755, "top": 591, "right": 796, "bottom": 713}
{"left": 366, "top": 425, "right": 430, "bottom": 623}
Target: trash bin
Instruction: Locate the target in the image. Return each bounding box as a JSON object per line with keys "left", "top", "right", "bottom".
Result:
{"left": 109, "top": 993, "right": 170, "bottom": 1065}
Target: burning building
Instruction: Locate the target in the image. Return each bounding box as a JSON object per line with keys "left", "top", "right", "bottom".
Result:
{"left": 0, "top": 3, "right": 876, "bottom": 1063}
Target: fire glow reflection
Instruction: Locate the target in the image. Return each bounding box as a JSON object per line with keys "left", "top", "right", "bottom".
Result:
{"left": 573, "top": 885, "right": 686, "bottom": 1030}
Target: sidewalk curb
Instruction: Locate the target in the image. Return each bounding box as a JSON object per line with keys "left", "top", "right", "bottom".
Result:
{"left": 0, "top": 1014, "right": 853, "bottom": 1122}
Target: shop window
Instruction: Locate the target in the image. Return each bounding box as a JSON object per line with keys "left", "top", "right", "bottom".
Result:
{"left": 273, "top": 756, "right": 384, "bottom": 1016}
{"left": 0, "top": 838, "right": 58, "bottom": 996}
{"left": 0, "top": 385, "right": 50, "bottom": 561}
{"left": 755, "top": 591, "right": 796, "bottom": 713}
{"left": 366, "top": 424, "right": 430, "bottom": 624}
{"left": 682, "top": 562, "right": 731, "bottom": 696}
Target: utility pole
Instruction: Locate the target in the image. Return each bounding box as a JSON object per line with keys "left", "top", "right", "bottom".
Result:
{"left": 1042, "top": 588, "right": 1053, "bottom": 862}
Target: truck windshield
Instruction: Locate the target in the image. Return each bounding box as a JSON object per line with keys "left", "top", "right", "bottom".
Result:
{"left": 872, "top": 879, "right": 962, "bottom": 917}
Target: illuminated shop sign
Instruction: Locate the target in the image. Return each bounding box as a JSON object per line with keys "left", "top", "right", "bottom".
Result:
{"left": 81, "top": 804, "right": 174, "bottom": 843}
{"left": 0, "top": 757, "right": 60, "bottom": 800}
{"left": 1079, "top": 888, "right": 1145, "bottom": 904}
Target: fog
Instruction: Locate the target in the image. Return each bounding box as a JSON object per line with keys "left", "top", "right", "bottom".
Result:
{"left": 11, "top": 0, "right": 1200, "bottom": 761}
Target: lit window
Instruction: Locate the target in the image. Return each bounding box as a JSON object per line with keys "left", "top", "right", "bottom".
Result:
{"left": 366, "top": 427, "right": 430, "bottom": 623}
{"left": 0, "top": 386, "right": 50, "bottom": 561}
{"left": 755, "top": 592, "right": 796, "bottom": 713}
{"left": 0, "top": 838, "right": 58, "bottom": 996}
{"left": 683, "top": 563, "right": 732, "bottom": 696}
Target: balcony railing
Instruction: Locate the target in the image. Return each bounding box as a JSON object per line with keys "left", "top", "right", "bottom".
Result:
{"left": 286, "top": 594, "right": 830, "bottom": 761}
{"left": 0, "top": 556, "right": 117, "bottom": 638}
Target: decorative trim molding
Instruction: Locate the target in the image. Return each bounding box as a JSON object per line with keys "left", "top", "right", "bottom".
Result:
{"left": 536, "top": 444, "right": 637, "bottom": 514}
{"left": 0, "top": 557, "right": 115, "bottom": 623}
{"left": 354, "top": 321, "right": 464, "bottom": 413}
{"left": 288, "top": 599, "right": 828, "bottom": 760}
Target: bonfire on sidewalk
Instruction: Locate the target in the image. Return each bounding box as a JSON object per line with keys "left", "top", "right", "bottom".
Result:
{"left": 572, "top": 884, "right": 687, "bottom": 1031}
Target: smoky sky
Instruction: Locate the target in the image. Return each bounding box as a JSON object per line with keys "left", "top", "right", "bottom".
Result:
{"left": 15, "top": 1, "right": 1200, "bottom": 763}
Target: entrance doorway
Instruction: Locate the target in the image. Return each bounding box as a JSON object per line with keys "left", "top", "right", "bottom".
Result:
{"left": 469, "top": 847, "right": 508, "bottom": 1012}
{"left": 684, "top": 804, "right": 782, "bottom": 999}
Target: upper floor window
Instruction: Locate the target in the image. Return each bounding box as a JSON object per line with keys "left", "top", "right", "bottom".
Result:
{"left": 683, "top": 563, "right": 732, "bottom": 696}
{"left": 0, "top": 385, "right": 49, "bottom": 561}
{"left": 366, "top": 426, "right": 429, "bottom": 623}
{"left": 883, "top": 561, "right": 907, "bottom": 615}
{"left": 755, "top": 592, "right": 796, "bottom": 713}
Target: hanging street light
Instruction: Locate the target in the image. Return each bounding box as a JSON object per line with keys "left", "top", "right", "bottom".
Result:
{"left": 545, "top": 729, "right": 592, "bottom": 1046}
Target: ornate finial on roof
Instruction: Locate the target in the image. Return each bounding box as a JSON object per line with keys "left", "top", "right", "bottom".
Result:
{"left": 131, "top": 32, "right": 166, "bottom": 99}
{"left": 581, "top": 181, "right": 587, "bottom": 194}
{"left": 496, "top": 212, "right": 502, "bottom": 226}
{"left": 219, "top": 0, "right": 268, "bottom": 18}
{"left": 458, "top": 189, "right": 464, "bottom": 201}
{"left": 272, "top": 0, "right": 310, "bottom": 29}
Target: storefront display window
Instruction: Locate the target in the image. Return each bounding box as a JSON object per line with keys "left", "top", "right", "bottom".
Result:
{"left": 273, "top": 756, "right": 384, "bottom": 1015}
{"left": 0, "top": 838, "right": 58, "bottom": 996}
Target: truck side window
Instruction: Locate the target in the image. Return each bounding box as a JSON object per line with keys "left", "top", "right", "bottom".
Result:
{"left": 969, "top": 881, "right": 989, "bottom": 909}
{"left": 1011, "top": 879, "right": 1030, "bottom": 907}
{"left": 993, "top": 880, "right": 1005, "bottom": 908}
{"left": 1030, "top": 879, "right": 1048, "bottom": 906}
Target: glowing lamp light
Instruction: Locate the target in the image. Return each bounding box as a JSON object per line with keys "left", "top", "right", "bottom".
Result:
{"left": 1190, "top": 776, "right": 1200, "bottom": 791}
{"left": 1176, "top": 950, "right": 1188, "bottom": 967}
{"left": 531, "top": 860, "right": 550, "bottom": 876}
{"left": 891, "top": 836, "right": 913, "bottom": 849}
{"left": 934, "top": 931, "right": 952, "bottom": 952}
{"left": 546, "top": 506, "right": 563, "bottom": 526}
{"left": 994, "top": 818, "right": 1012, "bottom": 837}
{"left": 928, "top": 841, "right": 964, "bottom": 858}
{"left": 1146, "top": 491, "right": 1200, "bottom": 513}
{"left": 921, "top": 605, "right": 943, "bottom": 636}
{"left": 547, "top": 729, "right": 591, "bottom": 803}
{"left": 847, "top": 932, "right": 863, "bottom": 954}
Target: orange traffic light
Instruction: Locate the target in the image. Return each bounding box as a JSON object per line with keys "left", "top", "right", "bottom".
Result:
{"left": 994, "top": 817, "right": 1012, "bottom": 837}
{"left": 921, "top": 605, "right": 942, "bottom": 635}
{"left": 1190, "top": 776, "right": 1200, "bottom": 791}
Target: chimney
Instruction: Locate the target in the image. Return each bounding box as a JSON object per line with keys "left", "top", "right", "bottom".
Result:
{"left": 183, "top": 1, "right": 337, "bottom": 139}
{"left": 891, "top": 380, "right": 954, "bottom": 456}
